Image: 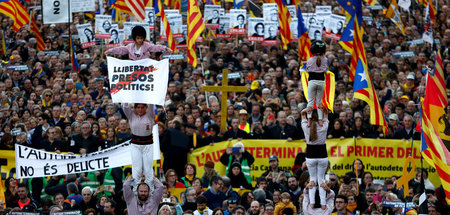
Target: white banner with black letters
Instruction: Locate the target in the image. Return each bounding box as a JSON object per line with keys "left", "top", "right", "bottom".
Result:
{"left": 42, "top": 0, "right": 72, "bottom": 24}
{"left": 107, "top": 57, "right": 169, "bottom": 105}
{"left": 15, "top": 142, "right": 132, "bottom": 179}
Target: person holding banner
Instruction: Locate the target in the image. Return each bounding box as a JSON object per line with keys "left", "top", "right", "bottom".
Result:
{"left": 305, "top": 41, "right": 328, "bottom": 127}
{"left": 301, "top": 106, "right": 329, "bottom": 210}
{"left": 123, "top": 175, "right": 163, "bottom": 215}
{"left": 105, "top": 26, "right": 172, "bottom": 60}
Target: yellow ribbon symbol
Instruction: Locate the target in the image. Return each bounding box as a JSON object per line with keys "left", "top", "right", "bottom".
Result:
{"left": 396, "top": 156, "right": 416, "bottom": 198}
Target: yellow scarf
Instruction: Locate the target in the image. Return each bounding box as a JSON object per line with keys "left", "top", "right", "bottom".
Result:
{"left": 346, "top": 202, "right": 357, "bottom": 212}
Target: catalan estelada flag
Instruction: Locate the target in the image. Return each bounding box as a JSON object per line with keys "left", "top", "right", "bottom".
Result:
{"left": 30, "top": 12, "right": 45, "bottom": 51}
{"left": 351, "top": 0, "right": 387, "bottom": 134}
{"left": 275, "top": 0, "right": 292, "bottom": 50}
{"left": 297, "top": 5, "right": 311, "bottom": 62}
{"left": 187, "top": 0, "right": 205, "bottom": 67}
{"left": 155, "top": 0, "right": 176, "bottom": 52}
{"left": 301, "top": 70, "right": 335, "bottom": 113}
{"left": 421, "top": 53, "right": 450, "bottom": 203}
{"left": 70, "top": 37, "right": 80, "bottom": 72}
{"left": 0, "top": 0, "right": 30, "bottom": 32}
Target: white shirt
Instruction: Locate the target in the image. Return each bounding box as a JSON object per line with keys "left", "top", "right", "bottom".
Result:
{"left": 122, "top": 103, "right": 155, "bottom": 136}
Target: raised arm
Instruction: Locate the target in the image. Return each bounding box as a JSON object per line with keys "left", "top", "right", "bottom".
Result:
{"left": 121, "top": 103, "right": 133, "bottom": 119}
{"left": 107, "top": 45, "right": 130, "bottom": 56}
{"left": 123, "top": 176, "right": 134, "bottom": 203}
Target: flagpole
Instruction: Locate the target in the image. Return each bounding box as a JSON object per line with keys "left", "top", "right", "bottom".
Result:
{"left": 68, "top": 0, "right": 71, "bottom": 63}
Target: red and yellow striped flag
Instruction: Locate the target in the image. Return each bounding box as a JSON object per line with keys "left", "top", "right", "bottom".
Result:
{"left": 155, "top": 0, "right": 176, "bottom": 52}
{"left": 301, "top": 70, "right": 335, "bottom": 112}
{"left": 275, "top": 0, "right": 292, "bottom": 50}
{"left": 187, "top": 0, "right": 205, "bottom": 67}
{"left": 30, "top": 13, "right": 44, "bottom": 51}
{"left": 0, "top": 0, "right": 30, "bottom": 32}
{"left": 421, "top": 50, "right": 450, "bottom": 203}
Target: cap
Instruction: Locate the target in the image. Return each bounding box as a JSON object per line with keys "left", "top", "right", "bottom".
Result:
{"left": 269, "top": 154, "right": 278, "bottom": 161}
{"left": 251, "top": 81, "right": 260, "bottom": 90}
{"left": 406, "top": 73, "right": 415, "bottom": 80}
{"left": 389, "top": 114, "right": 399, "bottom": 121}
{"left": 239, "top": 109, "right": 248, "bottom": 115}
{"left": 400, "top": 95, "right": 409, "bottom": 100}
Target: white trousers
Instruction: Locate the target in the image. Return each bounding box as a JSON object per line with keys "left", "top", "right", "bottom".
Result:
{"left": 131, "top": 144, "right": 154, "bottom": 192}
{"left": 307, "top": 80, "right": 325, "bottom": 120}
{"left": 306, "top": 157, "right": 328, "bottom": 206}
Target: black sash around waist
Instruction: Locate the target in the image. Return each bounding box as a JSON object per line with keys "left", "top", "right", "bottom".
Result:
{"left": 131, "top": 134, "right": 153, "bottom": 145}
{"left": 308, "top": 72, "right": 325, "bottom": 81}
{"left": 306, "top": 144, "right": 328, "bottom": 158}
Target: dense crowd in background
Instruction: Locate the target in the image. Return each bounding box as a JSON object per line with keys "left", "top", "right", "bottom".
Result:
{"left": 0, "top": 0, "right": 449, "bottom": 214}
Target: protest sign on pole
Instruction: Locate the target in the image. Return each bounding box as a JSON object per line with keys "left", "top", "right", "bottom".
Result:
{"left": 95, "top": 15, "right": 113, "bottom": 39}
{"left": 106, "top": 24, "right": 120, "bottom": 49}
{"left": 290, "top": 18, "right": 298, "bottom": 39}
{"left": 15, "top": 142, "right": 132, "bottom": 179}
{"left": 263, "top": 3, "right": 278, "bottom": 25}
{"left": 176, "top": 25, "right": 188, "bottom": 49}
{"left": 145, "top": 7, "right": 156, "bottom": 30}
{"left": 216, "top": 15, "right": 231, "bottom": 39}
{"left": 229, "top": 9, "right": 247, "bottom": 34}
{"left": 107, "top": 57, "right": 169, "bottom": 105}
{"left": 204, "top": 5, "right": 221, "bottom": 29}
{"left": 323, "top": 14, "right": 346, "bottom": 40}
{"left": 76, "top": 24, "right": 96, "bottom": 49}
{"left": 123, "top": 22, "right": 151, "bottom": 44}
{"left": 248, "top": 18, "right": 264, "bottom": 42}
{"left": 42, "top": 0, "right": 72, "bottom": 24}
{"left": 287, "top": 5, "right": 297, "bottom": 19}
{"left": 263, "top": 21, "right": 278, "bottom": 45}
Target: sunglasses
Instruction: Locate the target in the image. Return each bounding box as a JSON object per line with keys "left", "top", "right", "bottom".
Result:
{"left": 228, "top": 199, "right": 237, "bottom": 204}
{"left": 329, "top": 178, "right": 336, "bottom": 181}
{"left": 45, "top": 94, "right": 52, "bottom": 97}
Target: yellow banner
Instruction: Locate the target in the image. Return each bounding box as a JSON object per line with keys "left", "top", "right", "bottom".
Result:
{"left": 187, "top": 139, "right": 439, "bottom": 186}
{"left": 1, "top": 139, "right": 439, "bottom": 186}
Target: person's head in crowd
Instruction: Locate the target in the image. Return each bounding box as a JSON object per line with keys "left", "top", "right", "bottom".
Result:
{"left": 104, "top": 199, "right": 116, "bottom": 214}
{"left": 256, "top": 177, "right": 268, "bottom": 191}
{"left": 403, "top": 115, "right": 414, "bottom": 130}
{"left": 280, "top": 192, "right": 292, "bottom": 205}
{"left": 226, "top": 198, "right": 238, "bottom": 212}
{"left": 165, "top": 169, "right": 180, "bottom": 186}
{"left": 80, "top": 121, "right": 92, "bottom": 137}
{"left": 67, "top": 182, "right": 79, "bottom": 195}
{"left": 195, "top": 194, "right": 208, "bottom": 211}
{"left": 184, "top": 187, "right": 197, "bottom": 203}
{"left": 264, "top": 203, "right": 274, "bottom": 215}
{"left": 192, "top": 177, "right": 202, "bottom": 193}
{"left": 287, "top": 176, "right": 299, "bottom": 192}
{"left": 268, "top": 154, "right": 279, "bottom": 171}
{"left": 253, "top": 188, "right": 266, "bottom": 204}
{"left": 212, "top": 208, "right": 225, "bottom": 215}
{"left": 395, "top": 103, "right": 405, "bottom": 118}
{"left": 281, "top": 207, "right": 293, "bottom": 215}
{"left": 84, "top": 208, "right": 96, "bottom": 215}
{"left": 231, "top": 205, "right": 246, "bottom": 215}
{"left": 222, "top": 176, "right": 231, "bottom": 192}
{"left": 54, "top": 193, "right": 65, "bottom": 206}
{"left": 82, "top": 187, "right": 93, "bottom": 203}
{"left": 334, "top": 195, "right": 348, "bottom": 213}
{"left": 428, "top": 204, "right": 438, "bottom": 215}
{"left": 272, "top": 190, "right": 281, "bottom": 204}
{"left": 184, "top": 163, "right": 197, "bottom": 179}
{"left": 209, "top": 175, "right": 223, "bottom": 193}
{"left": 249, "top": 201, "right": 260, "bottom": 215}
{"left": 17, "top": 183, "right": 30, "bottom": 202}
{"left": 137, "top": 182, "right": 150, "bottom": 203}
{"left": 230, "top": 117, "right": 240, "bottom": 131}
{"left": 159, "top": 204, "right": 173, "bottom": 215}
{"left": 365, "top": 187, "right": 375, "bottom": 205}
{"left": 238, "top": 109, "right": 248, "bottom": 125}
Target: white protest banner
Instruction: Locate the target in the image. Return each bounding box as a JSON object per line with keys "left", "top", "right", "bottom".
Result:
{"left": 107, "top": 57, "right": 169, "bottom": 105}
{"left": 95, "top": 15, "right": 113, "bottom": 39}
{"left": 145, "top": 7, "right": 156, "bottom": 30}
{"left": 248, "top": 18, "right": 264, "bottom": 42}
{"left": 229, "top": 9, "right": 247, "bottom": 34}
{"left": 15, "top": 142, "right": 132, "bottom": 179}
{"left": 153, "top": 125, "right": 161, "bottom": 160}
{"left": 314, "top": 6, "right": 331, "bottom": 31}
{"left": 71, "top": 0, "right": 95, "bottom": 13}
{"left": 216, "top": 15, "right": 231, "bottom": 39}
{"left": 263, "top": 21, "right": 277, "bottom": 45}
{"left": 204, "top": 5, "right": 221, "bottom": 29}
{"left": 76, "top": 24, "right": 96, "bottom": 49}
{"left": 42, "top": 0, "right": 72, "bottom": 24}
{"left": 106, "top": 24, "right": 120, "bottom": 49}
{"left": 263, "top": 3, "right": 278, "bottom": 24}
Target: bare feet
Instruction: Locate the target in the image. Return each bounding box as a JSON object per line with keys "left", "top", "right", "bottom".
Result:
{"left": 318, "top": 119, "right": 323, "bottom": 127}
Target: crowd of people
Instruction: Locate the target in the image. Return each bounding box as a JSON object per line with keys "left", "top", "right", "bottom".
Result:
{"left": 0, "top": 0, "right": 449, "bottom": 214}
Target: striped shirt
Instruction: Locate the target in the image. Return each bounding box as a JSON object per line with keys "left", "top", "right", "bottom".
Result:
{"left": 122, "top": 104, "right": 155, "bottom": 137}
